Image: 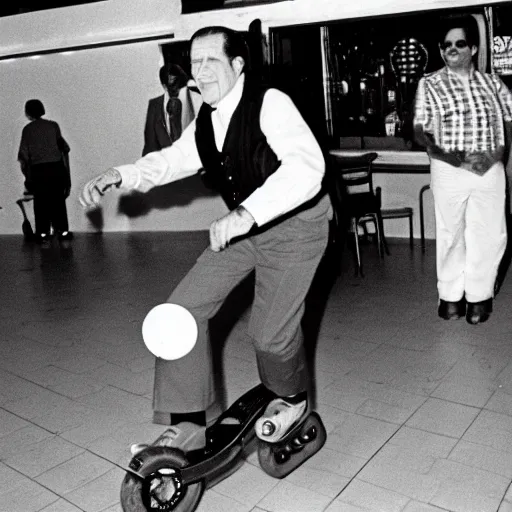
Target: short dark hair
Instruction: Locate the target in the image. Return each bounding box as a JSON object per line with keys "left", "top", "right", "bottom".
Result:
{"left": 159, "top": 63, "right": 190, "bottom": 91}
{"left": 190, "top": 26, "right": 249, "bottom": 70}
{"left": 25, "top": 99, "right": 45, "bottom": 119}
{"left": 438, "top": 15, "right": 479, "bottom": 48}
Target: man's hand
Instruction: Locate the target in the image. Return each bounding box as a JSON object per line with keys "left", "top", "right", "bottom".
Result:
{"left": 79, "top": 168, "right": 122, "bottom": 209}
{"left": 414, "top": 126, "right": 461, "bottom": 167}
{"left": 429, "top": 147, "right": 462, "bottom": 168}
{"left": 210, "top": 206, "right": 255, "bottom": 252}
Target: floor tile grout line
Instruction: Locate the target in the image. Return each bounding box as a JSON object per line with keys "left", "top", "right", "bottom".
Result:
{"left": 498, "top": 480, "right": 512, "bottom": 511}
{"left": 0, "top": 355, "right": 154, "bottom": 403}
{"left": 0, "top": 400, "right": 144, "bottom": 479}
{"left": 321, "top": 392, "right": 463, "bottom": 511}
{"left": 323, "top": 421, "right": 404, "bottom": 507}
{"left": 1, "top": 456, "right": 87, "bottom": 512}
{"left": 441, "top": 403, "right": 512, "bottom": 496}
{"left": 0, "top": 411, "right": 132, "bottom": 511}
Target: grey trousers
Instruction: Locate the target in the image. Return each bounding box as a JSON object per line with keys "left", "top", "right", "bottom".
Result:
{"left": 153, "top": 202, "right": 330, "bottom": 421}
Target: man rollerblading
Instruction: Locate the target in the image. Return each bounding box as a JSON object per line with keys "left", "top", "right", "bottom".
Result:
{"left": 80, "top": 24, "right": 331, "bottom": 512}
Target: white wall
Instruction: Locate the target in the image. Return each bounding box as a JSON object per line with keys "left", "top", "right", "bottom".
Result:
{"left": 0, "top": 0, "right": 503, "bottom": 236}
{"left": 373, "top": 173, "right": 433, "bottom": 241}
{"left": 0, "top": 39, "right": 229, "bottom": 234}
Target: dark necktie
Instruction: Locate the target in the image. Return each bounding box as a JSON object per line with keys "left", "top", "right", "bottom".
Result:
{"left": 166, "top": 97, "right": 182, "bottom": 142}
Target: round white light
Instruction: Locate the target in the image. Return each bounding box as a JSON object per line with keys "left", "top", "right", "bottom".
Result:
{"left": 142, "top": 303, "right": 197, "bottom": 360}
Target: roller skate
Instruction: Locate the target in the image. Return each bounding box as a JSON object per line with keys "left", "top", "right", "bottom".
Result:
{"left": 255, "top": 393, "right": 308, "bottom": 443}
{"left": 255, "top": 393, "right": 326, "bottom": 478}
{"left": 120, "top": 384, "right": 326, "bottom": 512}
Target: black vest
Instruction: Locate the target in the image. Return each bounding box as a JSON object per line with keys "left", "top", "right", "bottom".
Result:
{"left": 195, "top": 78, "right": 280, "bottom": 210}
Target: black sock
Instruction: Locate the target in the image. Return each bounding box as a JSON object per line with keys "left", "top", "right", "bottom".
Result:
{"left": 170, "top": 411, "right": 206, "bottom": 426}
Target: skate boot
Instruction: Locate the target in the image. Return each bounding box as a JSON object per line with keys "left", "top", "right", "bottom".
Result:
{"left": 255, "top": 394, "right": 326, "bottom": 479}
{"left": 255, "top": 394, "right": 308, "bottom": 444}
{"left": 130, "top": 421, "right": 206, "bottom": 456}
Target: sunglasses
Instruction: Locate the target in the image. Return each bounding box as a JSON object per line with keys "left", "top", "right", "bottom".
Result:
{"left": 440, "top": 40, "right": 469, "bottom": 51}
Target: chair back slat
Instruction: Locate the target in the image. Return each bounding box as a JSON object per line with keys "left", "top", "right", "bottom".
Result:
{"left": 330, "top": 152, "right": 378, "bottom": 196}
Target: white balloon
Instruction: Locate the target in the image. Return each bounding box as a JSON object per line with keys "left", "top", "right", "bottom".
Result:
{"left": 142, "top": 303, "right": 198, "bottom": 360}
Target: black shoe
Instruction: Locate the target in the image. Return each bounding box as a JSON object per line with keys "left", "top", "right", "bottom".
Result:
{"left": 466, "top": 299, "right": 492, "bottom": 325}
{"left": 438, "top": 298, "right": 466, "bottom": 320}
{"left": 58, "top": 231, "right": 73, "bottom": 241}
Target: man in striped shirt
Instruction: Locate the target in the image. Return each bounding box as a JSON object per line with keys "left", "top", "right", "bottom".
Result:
{"left": 414, "top": 15, "right": 512, "bottom": 325}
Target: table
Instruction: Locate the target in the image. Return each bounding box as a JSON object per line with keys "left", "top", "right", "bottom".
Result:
{"left": 329, "top": 149, "right": 432, "bottom": 249}
{"left": 329, "top": 149, "right": 430, "bottom": 173}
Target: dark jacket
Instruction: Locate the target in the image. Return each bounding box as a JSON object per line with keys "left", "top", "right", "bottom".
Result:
{"left": 18, "top": 118, "right": 69, "bottom": 167}
{"left": 142, "top": 95, "right": 173, "bottom": 156}
{"left": 18, "top": 118, "right": 70, "bottom": 190}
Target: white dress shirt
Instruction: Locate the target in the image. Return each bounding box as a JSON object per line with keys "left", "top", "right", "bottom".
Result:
{"left": 116, "top": 74, "right": 325, "bottom": 227}
{"left": 162, "top": 89, "right": 171, "bottom": 135}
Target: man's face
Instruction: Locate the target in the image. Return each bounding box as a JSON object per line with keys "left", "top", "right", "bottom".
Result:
{"left": 165, "top": 75, "right": 181, "bottom": 98}
{"left": 440, "top": 28, "right": 477, "bottom": 71}
{"left": 190, "top": 33, "right": 243, "bottom": 107}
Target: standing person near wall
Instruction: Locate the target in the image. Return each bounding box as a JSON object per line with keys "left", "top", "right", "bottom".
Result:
{"left": 18, "top": 99, "right": 72, "bottom": 249}
{"left": 142, "top": 62, "right": 202, "bottom": 156}
{"left": 80, "top": 25, "right": 331, "bottom": 447}
{"left": 414, "top": 15, "right": 512, "bottom": 325}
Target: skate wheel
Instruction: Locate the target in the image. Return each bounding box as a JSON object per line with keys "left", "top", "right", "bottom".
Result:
{"left": 120, "top": 446, "right": 204, "bottom": 512}
{"left": 257, "top": 412, "right": 327, "bottom": 479}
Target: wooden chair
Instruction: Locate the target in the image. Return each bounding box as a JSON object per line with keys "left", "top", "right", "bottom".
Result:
{"left": 380, "top": 206, "right": 414, "bottom": 249}
{"left": 329, "top": 152, "right": 388, "bottom": 276}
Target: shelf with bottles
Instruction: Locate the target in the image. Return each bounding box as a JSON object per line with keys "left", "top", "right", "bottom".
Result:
{"left": 322, "top": 10, "right": 456, "bottom": 150}
{"left": 327, "top": 34, "right": 428, "bottom": 144}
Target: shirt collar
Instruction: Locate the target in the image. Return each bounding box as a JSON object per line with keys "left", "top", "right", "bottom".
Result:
{"left": 444, "top": 64, "right": 477, "bottom": 80}
{"left": 214, "top": 73, "right": 245, "bottom": 125}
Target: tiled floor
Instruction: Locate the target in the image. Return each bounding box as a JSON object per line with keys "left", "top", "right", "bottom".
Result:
{"left": 1, "top": 231, "right": 512, "bottom": 512}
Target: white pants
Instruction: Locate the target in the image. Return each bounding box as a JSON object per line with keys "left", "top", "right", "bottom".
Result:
{"left": 430, "top": 159, "right": 507, "bottom": 303}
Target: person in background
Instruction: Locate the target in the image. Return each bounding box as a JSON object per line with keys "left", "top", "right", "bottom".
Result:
{"left": 80, "top": 25, "right": 331, "bottom": 447}
{"left": 414, "top": 15, "right": 512, "bottom": 325}
{"left": 18, "top": 99, "right": 72, "bottom": 249}
{"left": 142, "top": 62, "right": 202, "bottom": 156}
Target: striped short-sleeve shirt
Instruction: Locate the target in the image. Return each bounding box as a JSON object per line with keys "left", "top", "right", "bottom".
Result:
{"left": 414, "top": 67, "right": 512, "bottom": 155}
